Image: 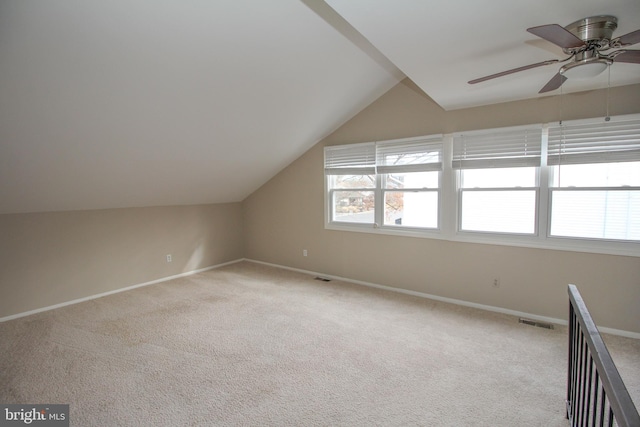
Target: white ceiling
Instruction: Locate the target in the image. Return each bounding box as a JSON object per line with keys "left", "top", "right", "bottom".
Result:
{"left": 0, "top": 0, "right": 402, "bottom": 214}
{"left": 325, "top": 0, "right": 640, "bottom": 110}
{"left": 1, "top": 1, "right": 638, "bottom": 214}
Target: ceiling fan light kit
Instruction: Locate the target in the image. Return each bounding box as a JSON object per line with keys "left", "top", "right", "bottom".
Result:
{"left": 468, "top": 15, "right": 640, "bottom": 93}
{"left": 560, "top": 57, "right": 611, "bottom": 79}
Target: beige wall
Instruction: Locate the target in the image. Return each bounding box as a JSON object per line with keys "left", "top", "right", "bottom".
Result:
{"left": 2, "top": 81, "right": 638, "bottom": 333}
{"left": 243, "top": 80, "right": 640, "bottom": 333}
{"left": 0, "top": 203, "right": 243, "bottom": 318}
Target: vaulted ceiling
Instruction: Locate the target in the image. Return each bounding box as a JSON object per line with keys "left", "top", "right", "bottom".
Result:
{"left": 0, "top": 1, "right": 402, "bottom": 213}
{"left": 1, "top": 1, "right": 638, "bottom": 214}
{"left": 325, "top": 0, "right": 640, "bottom": 110}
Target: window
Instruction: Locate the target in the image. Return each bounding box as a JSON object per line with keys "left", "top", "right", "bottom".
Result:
{"left": 458, "top": 167, "right": 538, "bottom": 233}
{"left": 325, "top": 136, "right": 443, "bottom": 230}
{"left": 324, "top": 114, "right": 640, "bottom": 256}
{"left": 453, "top": 126, "right": 542, "bottom": 235}
{"left": 325, "top": 142, "right": 376, "bottom": 224}
{"left": 548, "top": 117, "right": 640, "bottom": 241}
{"left": 377, "top": 139, "right": 441, "bottom": 229}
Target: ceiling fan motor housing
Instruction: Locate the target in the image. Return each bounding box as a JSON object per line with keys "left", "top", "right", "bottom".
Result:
{"left": 559, "top": 16, "right": 618, "bottom": 79}
{"left": 563, "top": 15, "right": 618, "bottom": 53}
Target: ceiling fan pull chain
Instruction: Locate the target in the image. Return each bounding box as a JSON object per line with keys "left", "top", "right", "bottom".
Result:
{"left": 558, "top": 78, "right": 563, "bottom": 125}
{"left": 605, "top": 65, "right": 611, "bottom": 122}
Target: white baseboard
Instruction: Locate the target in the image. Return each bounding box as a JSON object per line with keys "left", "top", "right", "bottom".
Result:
{"left": 244, "top": 258, "right": 640, "bottom": 340}
{"left": 0, "top": 258, "right": 244, "bottom": 323}
{"left": 4, "top": 257, "right": 637, "bottom": 340}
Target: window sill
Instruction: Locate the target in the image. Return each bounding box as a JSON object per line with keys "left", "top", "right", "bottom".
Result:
{"left": 325, "top": 222, "right": 640, "bottom": 257}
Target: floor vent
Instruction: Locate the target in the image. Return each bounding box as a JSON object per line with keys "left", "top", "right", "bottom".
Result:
{"left": 519, "top": 318, "right": 554, "bottom": 330}
{"left": 314, "top": 277, "right": 331, "bottom": 282}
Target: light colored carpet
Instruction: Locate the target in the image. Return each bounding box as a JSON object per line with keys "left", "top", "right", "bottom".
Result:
{"left": 1, "top": 261, "right": 638, "bottom": 426}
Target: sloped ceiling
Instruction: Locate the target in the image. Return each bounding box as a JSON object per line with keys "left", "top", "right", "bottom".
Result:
{"left": 0, "top": 0, "right": 402, "bottom": 214}
{"left": 2, "top": 1, "right": 638, "bottom": 214}
{"left": 325, "top": 0, "right": 640, "bottom": 110}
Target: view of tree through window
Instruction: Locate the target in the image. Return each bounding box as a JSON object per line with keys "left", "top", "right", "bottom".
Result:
{"left": 383, "top": 171, "right": 438, "bottom": 228}
{"left": 324, "top": 115, "right": 640, "bottom": 255}
{"left": 325, "top": 136, "right": 442, "bottom": 229}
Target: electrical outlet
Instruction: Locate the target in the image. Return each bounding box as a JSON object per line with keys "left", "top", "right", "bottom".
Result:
{"left": 303, "top": 249, "right": 308, "bottom": 257}
{"left": 166, "top": 254, "right": 172, "bottom": 263}
{"left": 493, "top": 278, "right": 500, "bottom": 288}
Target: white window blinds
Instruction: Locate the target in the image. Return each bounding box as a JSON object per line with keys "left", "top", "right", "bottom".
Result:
{"left": 452, "top": 126, "right": 542, "bottom": 169}
{"left": 376, "top": 136, "right": 443, "bottom": 174}
{"left": 324, "top": 142, "right": 376, "bottom": 175}
{"left": 324, "top": 136, "right": 443, "bottom": 175}
{"left": 548, "top": 116, "right": 640, "bottom": 165}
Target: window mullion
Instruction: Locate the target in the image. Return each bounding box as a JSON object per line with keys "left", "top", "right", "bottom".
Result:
{"left": 374, "top": 170, "right": 383, "bottom": 228}
{"left": 538, "top": 125, "right": 550, "bottom": 239}
{"left": 441, "top": 135, "right": 456, "bottom": 236}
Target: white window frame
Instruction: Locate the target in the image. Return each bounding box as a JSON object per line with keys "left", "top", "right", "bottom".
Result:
{"left": 452, "top": 125, "right": 543, "bottom": 237}
{"left": 377, "top": 137, "right": 442, "bottom": 231}
{"left": 325, "top": 135, "right": 444, "bottom": 237}
{"left": 324, "top": 141, "right": 376, "bottom": 229}
{"left": 546, "top": 115, "right": 640, "bottom": 243}
{"left": 324, "top": 114, "right": 640, "bottom": 257}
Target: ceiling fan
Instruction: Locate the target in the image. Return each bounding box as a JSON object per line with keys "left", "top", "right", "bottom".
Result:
{"left": 468, "top": 16, "right": 640, "bottom": 93}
